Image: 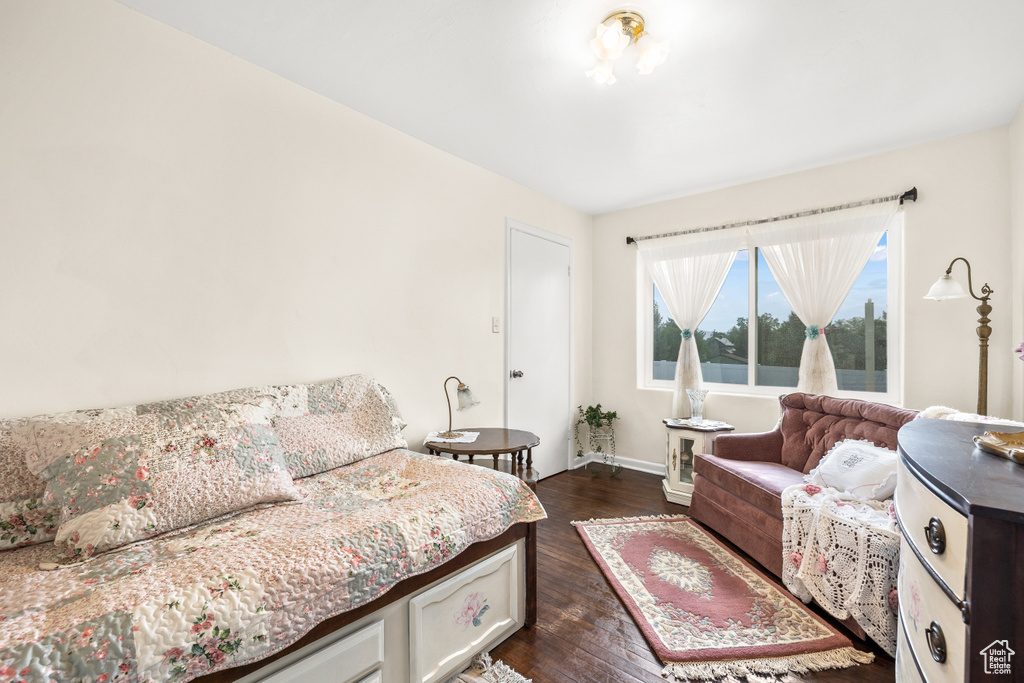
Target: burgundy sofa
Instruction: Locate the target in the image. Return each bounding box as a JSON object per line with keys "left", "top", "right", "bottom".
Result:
{"left": 689, "top": 393, "right": 918, "bottom": 579}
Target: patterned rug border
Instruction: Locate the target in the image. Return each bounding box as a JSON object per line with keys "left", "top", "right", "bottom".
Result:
{"left": 574, "top": 515, "right": 874, "bottom": 681}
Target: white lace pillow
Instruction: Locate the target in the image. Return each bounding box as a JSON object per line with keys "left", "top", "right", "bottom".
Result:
{"left": 806, "top": 439, "right": 898, "bottom": 501}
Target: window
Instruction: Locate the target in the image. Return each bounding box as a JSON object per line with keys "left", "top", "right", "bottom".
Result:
{"left": 642, "top": 217, "right": 901, "bottom": 400}
{"left": 653, "top": 251, "right": 749, "bottom": 384}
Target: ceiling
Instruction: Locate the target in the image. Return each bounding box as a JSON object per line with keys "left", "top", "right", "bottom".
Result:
{"left": 117, "top": 0, "right": 1024, "bottom": 215}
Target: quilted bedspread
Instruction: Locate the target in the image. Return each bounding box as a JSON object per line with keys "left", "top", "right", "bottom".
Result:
{"left": 0, "top": 449, "right": 546, "bottom": 682}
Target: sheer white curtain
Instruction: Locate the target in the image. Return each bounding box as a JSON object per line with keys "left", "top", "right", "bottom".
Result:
{"left": 639, "top": 230, "right": 747, "bottom": 417}
{"left": 748, "top": 201, "right": 899, "bottom": 395}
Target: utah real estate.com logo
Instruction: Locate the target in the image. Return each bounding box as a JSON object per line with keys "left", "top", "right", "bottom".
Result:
{"left": 980, "top": 640, "right": 1015, "bottom": 675}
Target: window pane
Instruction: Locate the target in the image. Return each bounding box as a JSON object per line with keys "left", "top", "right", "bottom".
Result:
{"left": 653, "top": 286, "right": 680, "bottom": 380}
{"left": 755, "top": 249, "right": 801, "bottom": 387}
{"left": 828, "top": 233, "right": 887, "bottom": 392}
{"left": 755, "top": 234, "right": 889, "bottom": 391}
{"left": 652, "top": 251, "right": 749, "bottom": 385}
{"left": 696, "top": 251, "right": 748, "bottom": 384}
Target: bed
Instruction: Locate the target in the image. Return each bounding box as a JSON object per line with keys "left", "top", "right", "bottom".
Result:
{"left": 0, "top": 375, "right": 545, "bottom": 683}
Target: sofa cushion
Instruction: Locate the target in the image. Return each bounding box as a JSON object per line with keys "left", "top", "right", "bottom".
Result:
{"left": 689, "top": 475, "right": 785, "bottom": 577}
{"left": 778, "top": 393, "right": 918, "bottom": 473}
{"left": 694, "top": 453, "right": 806, "bottom": 518}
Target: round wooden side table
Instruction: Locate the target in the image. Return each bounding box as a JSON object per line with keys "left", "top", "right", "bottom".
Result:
{"left": 425, "top": 428, "right": 541, "bottom": 491}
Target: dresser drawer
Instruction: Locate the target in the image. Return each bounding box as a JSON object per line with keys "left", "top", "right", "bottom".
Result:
{"left": 896, "top": 616, "right": 925, "bottom": 683}
{"left": 258, "top": 620, "right": 383, "bottom": 683}
{"left": 895, "top": 458, "right": 968, "bottom": 599}
{"left": 899, "top": 535, "right": 966, "bottom": 682}
{"left": 410, "top": 544, "right": 523, "bottom": 683}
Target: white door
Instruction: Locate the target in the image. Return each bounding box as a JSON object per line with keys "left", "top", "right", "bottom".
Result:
{"left": 506, "top": 221, "right": 572, "bottom": 478}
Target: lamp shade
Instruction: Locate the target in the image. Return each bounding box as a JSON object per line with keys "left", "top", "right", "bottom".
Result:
{"left": 456, "top": 384, "right": 480, "bottom": 410}
{"left": 924, "top": 274, "right": 968, "bottom": 301}
{"left": 585, "top": 60, "right": 617, "bottom": 85}
{"left": 635, "top": 34, "right": 670, "bottom": 74}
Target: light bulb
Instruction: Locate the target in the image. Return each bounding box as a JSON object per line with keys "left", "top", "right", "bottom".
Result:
{"left": 602, "top": 20, "right": 623, "bottom": 49}
{"left": 590, "top": 19, "right": 629, "bottom": 61}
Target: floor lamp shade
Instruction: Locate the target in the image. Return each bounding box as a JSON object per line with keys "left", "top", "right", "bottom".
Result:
{"left": 924, "top": 274, "right": 967, "bottom": 301}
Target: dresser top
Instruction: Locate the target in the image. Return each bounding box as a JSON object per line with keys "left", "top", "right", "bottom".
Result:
{"left": 898, "top": 418, "right": 1024, "bottom": 523}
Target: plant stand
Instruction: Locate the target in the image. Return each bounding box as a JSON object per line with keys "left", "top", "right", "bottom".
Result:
{"left": 586, "top": 431, "right": 617, "bottom": 468}
{"left": 574, "top": 420, "right": 622, "bottom": 476}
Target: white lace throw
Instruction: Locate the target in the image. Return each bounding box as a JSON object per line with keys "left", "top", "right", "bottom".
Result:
{"left": 638, "top": 230, "right": 746, "bottom": 417}
{"left": 749, "top": 202, "right": 899, "bottom": 395}
{"left": 781, "top": 484, "right": 900, "bottom": 656}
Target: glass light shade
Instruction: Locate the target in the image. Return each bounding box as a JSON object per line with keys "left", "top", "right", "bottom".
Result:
{"left": 635, "top": 34, "right": 670, "bottom": 74}
{"left": 924, "top": 274, "right": 968, "bottom": 301}
{"left": 585, "top": 60, "right": 617, "bottom": 85}
{"left": 590, "top": 19, "right": 629, "bottom": 61}
{"left": 456, "top": 384, "right": 479, "bottom": 410}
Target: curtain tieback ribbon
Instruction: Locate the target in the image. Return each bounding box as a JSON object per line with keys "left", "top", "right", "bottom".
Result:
{"left": 805, "top": 325, "right": 825, "bottom": 340}
{"left": 681, "top": 328, "right": 693, "bottom": 340}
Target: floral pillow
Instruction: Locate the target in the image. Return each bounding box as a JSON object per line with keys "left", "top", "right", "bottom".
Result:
{"left": 23, "top": 403, "right": 302, "bottom": 561}
{"left": 133, "top": 375, "right": 407, "bottom": 479}
{"left": 268, "top": 375, "right": 408, "bottom": 479}
{"left": 806, "top": 439, "right": 899, "bottom": 501}
{"left": 0, "top": 419, "right": 60, "bottom": 549}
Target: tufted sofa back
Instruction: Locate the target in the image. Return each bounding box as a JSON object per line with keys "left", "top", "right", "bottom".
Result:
{"left": 778, "top": 393, "right": 918, "bottom": 473}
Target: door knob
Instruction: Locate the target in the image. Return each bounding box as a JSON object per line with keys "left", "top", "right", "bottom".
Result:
{"left": 511, "top": 370, "right": 524, "bottom": 378}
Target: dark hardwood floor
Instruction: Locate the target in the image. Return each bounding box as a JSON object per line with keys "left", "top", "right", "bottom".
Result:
{"left": 490, "top": 465, "right": 895, "bottom": 682}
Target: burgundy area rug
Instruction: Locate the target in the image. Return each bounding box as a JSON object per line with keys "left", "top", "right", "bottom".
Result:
{"left": 574, "top": 515, "right": 873, "bottom": 682}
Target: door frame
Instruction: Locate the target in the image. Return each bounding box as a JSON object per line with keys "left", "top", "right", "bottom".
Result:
{"left": 504, "top": 218, "right": 575, "bottom": 474}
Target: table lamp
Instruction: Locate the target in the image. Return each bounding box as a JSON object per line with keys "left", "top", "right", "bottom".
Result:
{"left": 439, "top": 376, "right": 480, "bottom": 438}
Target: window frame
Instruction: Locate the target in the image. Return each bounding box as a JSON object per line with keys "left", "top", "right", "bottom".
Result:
{"left": 637, "top": 215, "right": 903, "bottom": 405}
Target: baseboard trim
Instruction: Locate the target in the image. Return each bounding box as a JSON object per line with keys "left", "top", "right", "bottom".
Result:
{"left": 572, "top": 453, "right": 665, "bottom": 477}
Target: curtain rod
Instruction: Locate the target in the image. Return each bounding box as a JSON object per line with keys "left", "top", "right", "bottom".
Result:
{"left": 625, "top": 187, "right": 917, "bottom": 245}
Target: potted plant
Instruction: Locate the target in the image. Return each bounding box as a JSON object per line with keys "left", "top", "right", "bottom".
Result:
{"left": 574, "top": 404, "right": 622, "bottom": 475}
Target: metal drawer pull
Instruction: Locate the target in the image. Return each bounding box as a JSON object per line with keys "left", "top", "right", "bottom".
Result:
{"left": 926, "top": 621, "right": 947, "bottom": 663}
{"left": 924, "top": 516, "right": 946, "bottom": 555}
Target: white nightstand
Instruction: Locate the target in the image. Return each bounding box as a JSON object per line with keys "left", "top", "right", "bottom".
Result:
{"left": 662, "top": 418, "right": 735, "bottom": 505}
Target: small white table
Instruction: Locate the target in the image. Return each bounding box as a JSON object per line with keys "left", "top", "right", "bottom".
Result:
{"left": 662, "top": 418, "right": 735, "bottom": 505}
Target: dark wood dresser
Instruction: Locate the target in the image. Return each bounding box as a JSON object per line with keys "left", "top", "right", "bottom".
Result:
{"left": 895, "top": 418, "right": 1024, "bottom": 681}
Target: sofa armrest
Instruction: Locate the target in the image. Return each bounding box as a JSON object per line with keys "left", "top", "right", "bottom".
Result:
{"left": 712, "top": 430, "right": 783, "bottom": 463}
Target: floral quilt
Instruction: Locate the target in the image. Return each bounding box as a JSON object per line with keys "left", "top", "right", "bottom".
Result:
{"left": 0, "top": 449, "right": 545, "bottom": 683}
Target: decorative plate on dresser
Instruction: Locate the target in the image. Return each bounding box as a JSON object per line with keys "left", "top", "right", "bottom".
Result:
{"left": 895, "top": 418, "right": 1024, "bottom": 681}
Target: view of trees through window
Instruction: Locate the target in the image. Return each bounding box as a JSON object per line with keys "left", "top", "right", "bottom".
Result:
{"left": 653, "top": 236, "right": 889, "bottom": 392}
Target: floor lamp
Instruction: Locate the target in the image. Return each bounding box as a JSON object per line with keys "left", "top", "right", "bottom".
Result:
{"left": 924, "top": 257, "right": 993, "bottom": 415}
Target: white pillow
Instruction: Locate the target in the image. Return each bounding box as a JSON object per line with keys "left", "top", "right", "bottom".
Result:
{"left": 806, "top": 439, "right": 898, "bottom": 501}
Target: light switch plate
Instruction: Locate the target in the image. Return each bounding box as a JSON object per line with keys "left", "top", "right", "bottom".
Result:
{"left": 492, "top": 317, "right": 500, "bottom": 333}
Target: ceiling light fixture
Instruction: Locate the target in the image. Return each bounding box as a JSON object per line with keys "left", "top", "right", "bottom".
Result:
{"left": 586, "top": 10, "right": 670, "bottom": 85}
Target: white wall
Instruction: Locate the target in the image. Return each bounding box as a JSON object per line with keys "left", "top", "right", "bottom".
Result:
{"left": 1010, "top": 102, "right": 1024, "bottom": 421}
{"left": 0, "top": 0, "right": 593, "bottom": 444}
{"left": 593, "top": 129, "right": 1014, "bottom": 465}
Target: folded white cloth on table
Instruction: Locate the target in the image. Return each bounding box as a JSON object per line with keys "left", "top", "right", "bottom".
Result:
{"left": 424, "top": 431, "right": 480, "bottom": 444}
{"left": 665, "top": 418, "right": 731, "bottom": 429}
